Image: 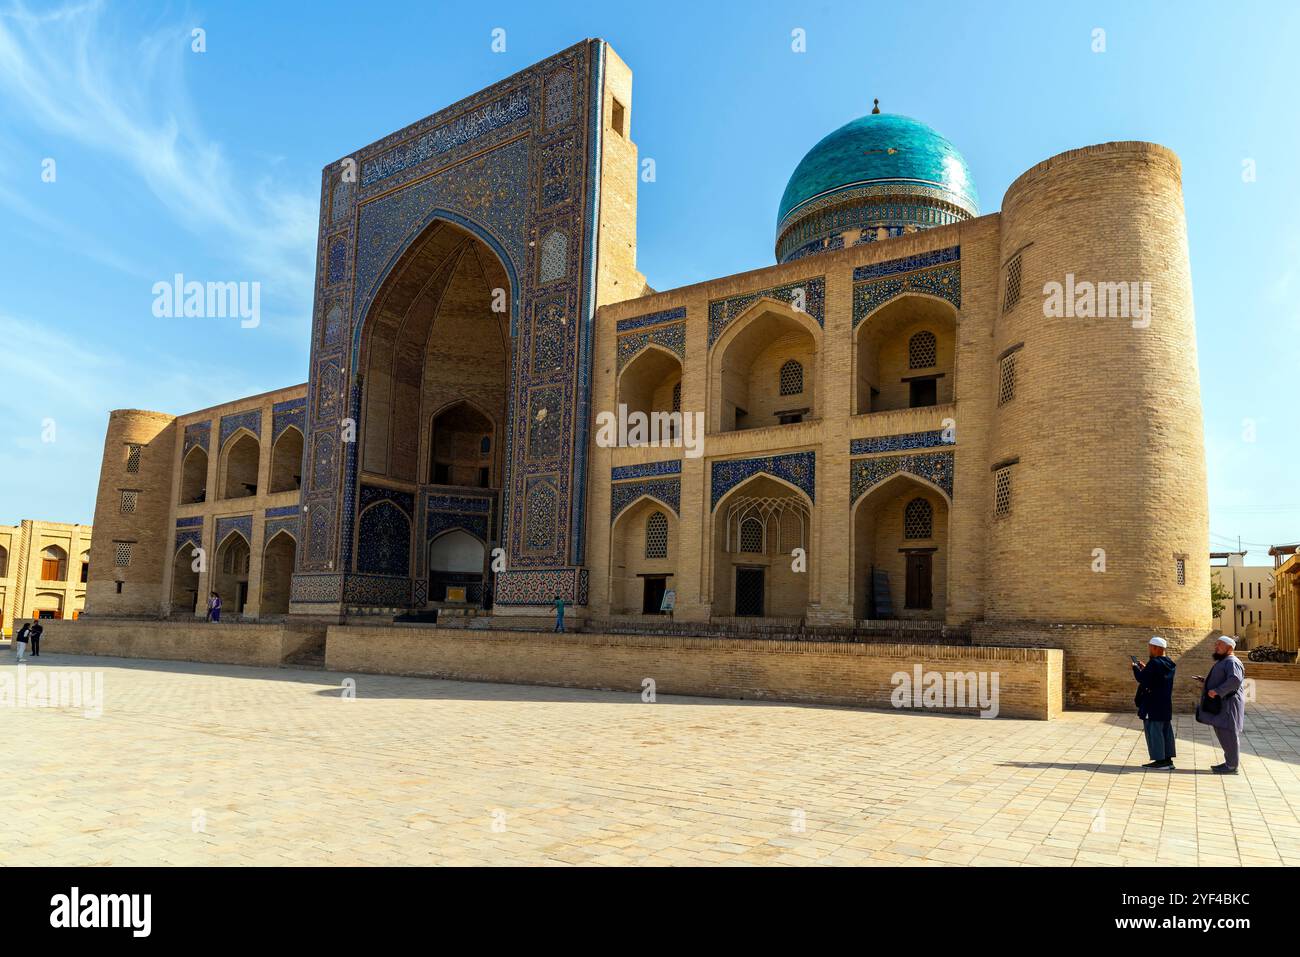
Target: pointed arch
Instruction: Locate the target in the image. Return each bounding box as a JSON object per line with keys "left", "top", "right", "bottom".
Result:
{"left": 219, "top": 429, "right": 261, "bottom": 499}
{"left": 269, "top": 425, "right": 304, "bottom": 494}
{"left": 850, "top": 470, "right": 950, "bottom": 621}
{"left": 181, "top": 444, "right": 209, "bottom": 504}
{"left": 853, "top": 293, "right": 957, "bottom": 414}
{"left": 260, "top": 529, "right": 297, "bottom": 615}
{"left": 710, "top": 299, "right": 820, "bottom": 433}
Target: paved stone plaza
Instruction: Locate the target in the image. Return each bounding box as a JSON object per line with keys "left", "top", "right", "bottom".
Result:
{"left": 3, "top": 653, "right": 1299, "bottom": 866}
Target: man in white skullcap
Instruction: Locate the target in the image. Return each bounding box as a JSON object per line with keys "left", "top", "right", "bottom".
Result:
{"left": 1132, "top": 636, "right": 1177, "bottom": 769}
{"left": 1194, "top": 636, "right": 1246, "bottom": 774}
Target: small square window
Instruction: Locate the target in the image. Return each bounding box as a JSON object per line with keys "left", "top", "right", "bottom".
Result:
{"left": 610, "top": 98, "right": 626, "bottom": 137}
{"left": 126, "top": 444, "right": 142, "bottom": 473}
{"left": 994, "top": 468, "right": 1012, "bottom": 518}
{"left": 114, "top": 542, "right": 133, "bottom": 567}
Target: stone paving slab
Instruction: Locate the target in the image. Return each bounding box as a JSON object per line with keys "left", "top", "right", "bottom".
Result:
{"left": 2, "top": 654, "right": 1298, "bottom": 866}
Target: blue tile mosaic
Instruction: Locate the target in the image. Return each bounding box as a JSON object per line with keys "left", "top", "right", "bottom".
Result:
{"left": 291, "top": 572, "right": 342, "bottom": 603}
{"left": 215, "top": 515, "right": 253, "bottom": 548}
{"left": 615, "top": 306, "right": 687, "bottom": 334}
{"left": 853, "top": 263, "right": 960, "bottom": 327}
{"left": 176, "top": 516, "right": 204, "bottom": 528}
{"left": 183, "top": 422, "right": 210, "bottom": 455}
{"left": 610, "top": 459, "right": 682, "bottom": 481}
{"left": 219, "top": 409, "right": 262, "bottom": 447}
{"left": 494, "top": 567, "right": 588, "bottom": 605}
{"left": 852, "top": 245, "right": 961, "bottom": 282}
{"left": 272, "top": 397, "right": 306, "bottom": 442}
{"left": 711, "top": 450, "right": 816, "bottom": 509}
{"left": 266, "top": 505, "right": 301, "bottom": 518}
{"left": 356, "top": 500, "right": 411, "bottom": 576}
{"left": 361, "top": 88, "right": 530, "bottom": 188}
{"left": 174, "top": 527, "right": 202, "bottom": 553}
{"left": 617, "top": 322, "right": 685, "bottom": 372}
{"left": 708, "top": 278, "right": 825, "bottom": 347}
{"left": 265, "top": 516, "right": 299, "bottom": 544}
{"left": 850, "top": 451, "right": 954, "bottom": 503}
{"left": 611, "top": 477, "right": 680, "bottom": 521}
{"left": 849, "top": 430, "right": 954, "bottom": 455}
{"left": 360, "top": 484, "right": 415, "bottom": 517}
{"left": 300, "top": 41, "right": 604, "bottom": 607}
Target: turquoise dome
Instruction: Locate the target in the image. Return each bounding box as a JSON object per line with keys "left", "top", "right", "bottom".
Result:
{"left": 775, "top": 110, "right": 979, "bottom": 263}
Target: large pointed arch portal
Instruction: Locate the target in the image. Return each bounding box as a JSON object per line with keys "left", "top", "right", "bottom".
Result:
{"left": 291, "top": 40, "right": 613, "bottom": 614}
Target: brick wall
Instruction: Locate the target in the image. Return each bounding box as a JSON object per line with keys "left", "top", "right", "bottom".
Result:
{"left": 39, "top": 618, "right": 326, "bottom": 667}
{"left": 325, "top": 625, "right": 1062, "bottom": 720}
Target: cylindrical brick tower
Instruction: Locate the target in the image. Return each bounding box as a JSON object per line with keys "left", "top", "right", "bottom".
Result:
{"left": 981, "top": 142, "right": 1211, "bottom": 709}
{"left": 86, "top": 409, "right": 177, "bottom": 617}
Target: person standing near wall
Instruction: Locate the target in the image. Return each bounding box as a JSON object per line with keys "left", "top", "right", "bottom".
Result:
{"left": 28, "top": 619, "right": 42, "bottom": 657}
{"left": 1132, "top": 636, "right": 1176, "bottom": 769}
{"left": 553, "top": 595, "right": 565, "bottom": 633}
{"left": 14, "top": 621, "right": 30, "bottom": 662}
{"left": 1195, "top": 636, "right": 1246, "bottom": 775}
{"left": 206, "top": 591, "right": 222, "bottom": 623}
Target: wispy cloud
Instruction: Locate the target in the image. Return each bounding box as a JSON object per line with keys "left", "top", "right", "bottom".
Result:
{"left": 0, "top": 312, "right": 265, "bottom": 524}
{"left": 0, "top": 0, "right": 317, "bottom": 300}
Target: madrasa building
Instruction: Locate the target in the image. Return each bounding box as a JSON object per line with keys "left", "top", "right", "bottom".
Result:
{"left": 83, "top": 40, "right": 1212, "bottom": 709}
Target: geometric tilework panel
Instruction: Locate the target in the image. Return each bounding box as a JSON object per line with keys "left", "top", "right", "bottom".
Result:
{"left": 849, "top": 430, "right": 953, "bottom": 455}
{"left": 610, "top": 459, "right": 682, "bottom": 481}
{"left": 615, "top": 306, "right": 687, "bottom": 334}
{"left": 617, "top": 322, "right": 686, "bottom": 372}
{"left": 852, "top": 245, "right": 960, "bottom": 282}
{"left": 219, "top": 409, "right": 262, "bottom": 448}
{"left": 852, "top": 262, "right": 961, "bottom": 328}
{"left": 849, "top": 450, "right": 954, "bottom": 504}
{"left": 611, "top": 477, "right": 681, "bottom": 522}
{"left": 711, "top": 450, "right": 816, "bottom": 510}
{"left": 183, "top": 422, "right": 211, "bottom": 455}
{"left": 272, "top": 397, "right": 307, "bottom": 442}
{"left": 299, "top": 40, "right": 603, "bottom": 608}
{"left": 355, "top": 501, "right": 411, "bottom": 577}
{"left": 215, "top": 515, "right": 253, "bottom": 549}
{"left": 708, "top": 277, "right": 825, "bottom": 347}
{"left": 493, "top": 567, "right": 588, "bottom": 606}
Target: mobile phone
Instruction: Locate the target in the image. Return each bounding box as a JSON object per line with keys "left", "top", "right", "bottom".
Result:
{"left": 1130, "top": 655, "right": 1140, "bottom": 666}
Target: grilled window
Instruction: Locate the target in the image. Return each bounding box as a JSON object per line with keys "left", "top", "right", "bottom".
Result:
{"left": 779, "top": 360, "right": 803, "bottom": 397}
{"left": 120, "top": 490, "right": 138, "bottom": 514}
{"left": 908, "top": 330, "right": 937, "bottom": 369}
{"left": 994, "top": 467, "right": 1012, "bottom": 518}
{"left": 126, "top": 444, "right": 142, "bottom": 473}
{"left": 114, "top": 542, "right": 133, "bottom": 567}
{"left": 1003, "top": 255, "right": 1023, "bottom": 312}
{"left": 903, "top": 497, "right": 933, "bottom": 539}
{"left": 645, "top": 511, "right": 668, "bottom": 559}
{"left": 1176, "top": 558, "right": 1186, "bottom": 586}
{"left": 739, "top": 517, "right": 764, "bottom": 553}
{"left": 997, "top": 352, "right": 1017, "bottom": 406}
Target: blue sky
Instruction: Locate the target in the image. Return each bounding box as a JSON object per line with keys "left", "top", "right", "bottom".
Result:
{"left": 1, "top": 0, "right": 1295, "bottom": 562}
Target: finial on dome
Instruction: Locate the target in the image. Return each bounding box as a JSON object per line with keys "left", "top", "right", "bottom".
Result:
{"left": 871, "top": 98, "right": 880, "bottom": 114}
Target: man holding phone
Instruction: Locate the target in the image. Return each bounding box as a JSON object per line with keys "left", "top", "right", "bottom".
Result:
{"left": 1194, "top": 636, "right": 1246, "bottom": 774}
{"left": 1132, "top": 636, "right": 1177, "bottom": 769}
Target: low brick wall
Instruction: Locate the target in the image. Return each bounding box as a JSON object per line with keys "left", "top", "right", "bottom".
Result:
{"left": 973, "top": 621, "right": 1216, "bottom": 712}
{"left": 37, "top": 618, "right": 327, "bottom": 668}
{"left": 325, "top": 626, "right": 1063, "bottom": 720}
{"left": 1242, "top": 661, "right": 1300, "bottom": 682}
